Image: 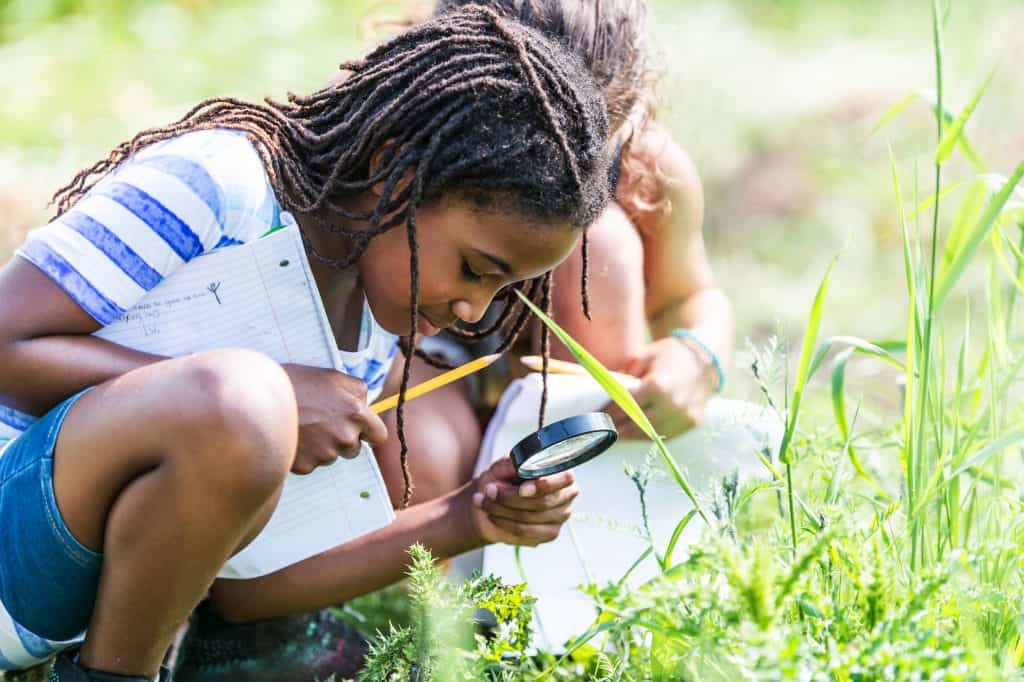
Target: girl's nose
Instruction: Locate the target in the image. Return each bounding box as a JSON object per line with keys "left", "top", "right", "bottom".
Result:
{"left": 451, "top": 298, "right": 488, "bottom": 324}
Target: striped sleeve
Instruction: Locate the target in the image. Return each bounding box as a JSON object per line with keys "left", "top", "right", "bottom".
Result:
{"left": 17, "top": 141, "right": 229, "bottom": 326}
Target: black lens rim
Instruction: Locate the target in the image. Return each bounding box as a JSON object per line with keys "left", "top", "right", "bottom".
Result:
{"left": 510, "top": 412, "right": 618, "bottom": 479}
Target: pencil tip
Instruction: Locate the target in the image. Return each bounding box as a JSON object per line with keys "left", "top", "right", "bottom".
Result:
{"left": 483, "top": 353, "right": 502, "bottom": 365}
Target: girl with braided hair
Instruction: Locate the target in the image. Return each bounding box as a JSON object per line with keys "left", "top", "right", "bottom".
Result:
{"left": 377, "top": 0, "right": 734, "bottom": 504}
{"left": 0, "top": 7, "right": 613, "bottom": 680}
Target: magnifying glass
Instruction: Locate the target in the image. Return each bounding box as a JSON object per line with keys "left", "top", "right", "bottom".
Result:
{"left": 510, "top": 413, "right": 619, "bottom": 479}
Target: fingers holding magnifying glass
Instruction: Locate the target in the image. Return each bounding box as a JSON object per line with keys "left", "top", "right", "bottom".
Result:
{"left": 480, "top": 480, "right": 578, "bottom": 519}
{"left": 470, "top": 458, "right": 579, "bottom": 547}
{"left": 486, "top": 517, "right": 567, "bottom": 546}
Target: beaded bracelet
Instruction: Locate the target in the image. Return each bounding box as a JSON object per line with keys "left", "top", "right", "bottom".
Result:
{"left": 670, "top": 328, "right": 725, "bottom": 393}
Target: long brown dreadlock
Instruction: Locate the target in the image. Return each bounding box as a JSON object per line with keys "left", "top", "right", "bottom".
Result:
{"left": 50, "top": 6, "right": 612, "bottom": 507}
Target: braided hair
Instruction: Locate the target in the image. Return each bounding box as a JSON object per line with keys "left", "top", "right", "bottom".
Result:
{"left": 434, "top": 0, "right": 655, "bottom": 133}
{"left": 51, "top": 6, "right": 612, "bottom": 506}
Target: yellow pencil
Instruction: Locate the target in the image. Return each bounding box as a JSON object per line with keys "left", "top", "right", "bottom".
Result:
{"left": 370, "top": 353, "right": 501, "bottom": 414}
{"left": 519, "top": 355, "right": 636, "bottom": 385}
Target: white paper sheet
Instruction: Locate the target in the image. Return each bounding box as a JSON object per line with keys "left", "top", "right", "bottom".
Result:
{"left": 96, "top": 222, "right": 394, "bottom": 578}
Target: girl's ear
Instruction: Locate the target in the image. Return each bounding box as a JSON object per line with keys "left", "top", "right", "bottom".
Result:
{"left": 369, "top": 141, "right": 415, "bottom": 199}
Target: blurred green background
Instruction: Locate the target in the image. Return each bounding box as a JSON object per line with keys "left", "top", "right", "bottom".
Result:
{"left": 1, "top": 0, "right": 1021, "bottom": 395}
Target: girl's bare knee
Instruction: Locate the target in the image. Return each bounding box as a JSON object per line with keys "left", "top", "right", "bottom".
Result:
{"left": 166, "top": 350, "right": 297, "bottom": 500}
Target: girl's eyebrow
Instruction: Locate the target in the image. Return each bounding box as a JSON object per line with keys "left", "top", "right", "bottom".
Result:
{"left": 476, "top": 250, "right": 515, "bottom": 278}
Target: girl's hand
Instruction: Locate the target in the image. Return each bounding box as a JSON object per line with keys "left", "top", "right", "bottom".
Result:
{"left": 282, "top": 363, "right": 389, "bottom": 474}
{"left": 468, "top": 458, "right": 578, "bottom": 547}
{"left": 605, "top": 336, "right": 717, "bottom": 440}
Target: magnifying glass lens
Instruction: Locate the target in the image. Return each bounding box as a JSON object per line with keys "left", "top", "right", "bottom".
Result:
{"left": 511, "top": 413, "right": 618, "bottom": 478}
{"left": 518, "top": 431, "right": 608, "bottom": 474}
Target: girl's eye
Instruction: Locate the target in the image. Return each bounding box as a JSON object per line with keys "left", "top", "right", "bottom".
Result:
{"left": 461, "top": 259, "right": 483, "bottom": 283}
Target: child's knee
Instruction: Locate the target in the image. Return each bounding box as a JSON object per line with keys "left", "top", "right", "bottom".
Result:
{"left": 165, "top": 350, "right": 297, "bottom": 499}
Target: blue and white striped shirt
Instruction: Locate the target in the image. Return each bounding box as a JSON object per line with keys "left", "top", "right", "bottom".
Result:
{"left": 0, "top": 129, "right": 399, "bottom": 669}
{"left": 1, "top": 129, "right": 280, "bottom": 444}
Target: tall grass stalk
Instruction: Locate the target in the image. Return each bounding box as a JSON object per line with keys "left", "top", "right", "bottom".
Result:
{"left": 778, "top": 261, "right": 835, "bottom": 559}
{"left": 908, "top": 0, "right": 946, "bottom": 571}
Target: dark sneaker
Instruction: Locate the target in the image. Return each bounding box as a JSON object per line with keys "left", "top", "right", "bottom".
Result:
{"left": 171, "top": 604, "right": 368, "bottom": 682}
{"left": 49, "top": 648, "right": 169, "bottom": 682}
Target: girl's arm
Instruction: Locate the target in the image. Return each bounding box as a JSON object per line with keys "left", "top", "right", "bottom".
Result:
{"left": 0, "top": 257, "right": 160, "bottom": 415}
{"left": 628, "top": 123, "right": 734, "bottom": 360}
{"left": 208, "top": 458, "right": 577, "bottom": 621}
{"left": 615, "top": 124, "right": 734, "bottom": 438}
{"left": 208, "top": 485, "right": 478, "bottom": 620}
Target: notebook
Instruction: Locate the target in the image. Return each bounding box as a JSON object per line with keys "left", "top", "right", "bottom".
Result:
{"left": 94, "top": 218, "right": 395, "bottom": 579}
{"left": 453, "top": 373, "right": 782, "bottom": 650}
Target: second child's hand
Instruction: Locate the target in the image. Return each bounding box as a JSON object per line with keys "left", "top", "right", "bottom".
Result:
{"left": 281, "top": 364, "right": 388, "bottom": 475}
{"left": 604, "top": 337, "right": 716, "bottom": 440}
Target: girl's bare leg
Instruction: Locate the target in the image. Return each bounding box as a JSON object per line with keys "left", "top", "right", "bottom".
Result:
{"left": 50, "top": 349, "right": 298, "bottom": 677}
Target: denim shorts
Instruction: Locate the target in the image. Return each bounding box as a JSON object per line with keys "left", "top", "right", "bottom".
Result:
{"left": 0, "top": 390, "right": 101, "bottom": 668}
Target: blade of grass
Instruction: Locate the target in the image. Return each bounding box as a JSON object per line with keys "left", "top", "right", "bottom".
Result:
{"left": 778, "top": 259, "right": 836, "bottom": 465}
{"left": 916, "top": 89, "right": 988, "bottom": 173}
{"left": 912, "top": 0, "right": 945, "bottom": 570}
{"left": 991, "top": 226, "right": 1024, "bottom": 297}
{"left": 830, "top": 348, "right": 890, "bottom": 498}
{"left": 942, "top": 180, "right": 991, "bottom": 280}
{"left": 908, "top": 179, "right": 968, "bottom": 221}
{"left": 872, "top": 91, "right": 920, "bottom": 134}
{"left": 935, "top": 70, "right": 995, "bottom": 165}
{"left": 616, "top": 547, "right": 654, "bottom": 588}
{"left": 660, "top": 509, "right": 698, "bottom": 570}
{"left": 934, "top": 162, "right": 1024, "bottom": 308}
{"left": 778, "top": 259, "right": 835, "bottom": 558}
{"left": 949, "top": 430, "right": 1024, "bottom": 479}
{"left": 808, "top": 334, "right": 907, "bottom": 380}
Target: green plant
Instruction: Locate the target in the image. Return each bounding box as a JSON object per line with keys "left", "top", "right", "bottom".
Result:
{"left": 358, "top": 545, "right": 538, "bottom": 681}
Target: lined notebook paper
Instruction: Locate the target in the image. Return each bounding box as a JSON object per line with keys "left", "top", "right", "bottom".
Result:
{"left": 95, "top": 221, "right": 395, "bottom": 579}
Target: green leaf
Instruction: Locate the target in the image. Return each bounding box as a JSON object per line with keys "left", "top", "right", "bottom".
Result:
{"left": 935, "top": 71, "right": 994, "bottom": 165}
{"left": 617, "top": 547, "right": 653, "bottom": 586}
{"left": 935, "top": 161, "right": 1024, "bottom": 307}
{"left": 660, "top": 509, "right": 698, "bottom": 570}
{"left": 949, "top": 429, "right": 1024, "bottom": 479}
{"left": 808, "top": 334, "right": 906, "bottom": 380}
{"left": 831, "top": 349, "right": 868, "bottom": 476}
{"left": 778, "top": 259, "right": 835, "bottom": 464}
{"left": 942, "top": 179, "right": 990, "bottom": 275}
{"left": 917, "top": 89, "right": 988, "bottom": 172}
{"left": 872, "top": 91, "right": 919, "bottom": 134}
{"left": 514, "top": 290, "right": 708, "bottom": 523}
{"left": 907, "top": 179, "right": 967, "bottom": 221}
